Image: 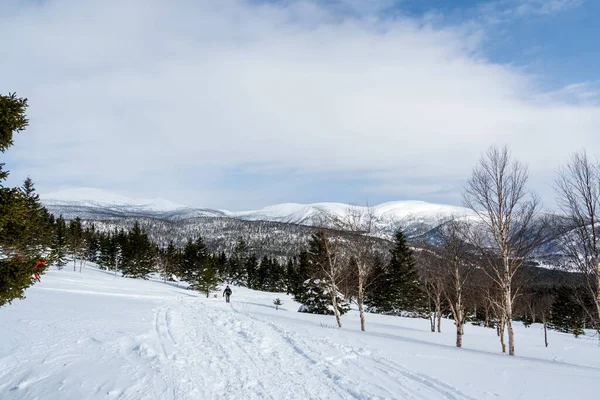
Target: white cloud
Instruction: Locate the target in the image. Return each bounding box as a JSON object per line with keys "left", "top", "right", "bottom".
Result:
{"left": 0, "top": 0, "right": 597, "bottom": 209}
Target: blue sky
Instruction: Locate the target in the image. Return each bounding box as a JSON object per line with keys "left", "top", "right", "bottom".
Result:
{"left": 1, "top": 0, "right": 598, "bottom": 210}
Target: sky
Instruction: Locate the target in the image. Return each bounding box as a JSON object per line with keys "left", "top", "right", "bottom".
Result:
{"left": 1, "top": 0, "right": 598, "bottom": 210}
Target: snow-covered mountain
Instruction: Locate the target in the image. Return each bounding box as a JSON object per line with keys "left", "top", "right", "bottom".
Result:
{"left": 228, "top": 201, "right": 474, "bottom": 237}
{"left": 41, "top": 188, "right": 227, "bottom": 221}
{"left": 41, "top": 188, "right": 473, "bottom": 237}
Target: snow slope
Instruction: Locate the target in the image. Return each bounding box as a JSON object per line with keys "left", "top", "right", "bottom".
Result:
{"left": 1, "top": 266, "right": 599, "bottom": 399}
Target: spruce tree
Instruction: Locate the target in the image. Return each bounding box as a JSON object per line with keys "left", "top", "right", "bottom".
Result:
{"left": 20, "top": 178, "right": 54, "bottom": 257}
{"left": 296, "top": 278, "right": 350, "bottom": 315}
{"left": 228, "top": 237, "right": 248, "bottom": 285}
{"left": 51, "top": 215, "right": 68, "bottom": 268}
{"left": 245, "top": 254, "right": 259, "bottom": 289}
{"left": 0, "top": 93, "right": 48, "bottom": 306}
{"left": 67, "top": 217, "right": 85, "bottom": 271}
{"left": 159, "top": 241, "right": 180, "bottom": 282}
{"left": 195, "top": 257, "right": 220, "bottom": 298}
{"left": 550, "top": 286, "right": 586, "bottom": 337}
{"left": 83, "top": 224, "right": 100, "bottom": 264}
{"left": 294, "top": 231, "right": 350, "bottom": 316}
{"left": 120, "top": 222, "right": 156, "bottom": 279}
{"left": 180, "top": 236, "right": 219, "bottom": 295}
{"left": 366, "top": 228, "right": 424, "bottom": 314}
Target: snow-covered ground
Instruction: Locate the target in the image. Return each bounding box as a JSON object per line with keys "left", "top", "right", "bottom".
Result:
{"left": 1, "top": 266, "right": 599, "bottom": 400}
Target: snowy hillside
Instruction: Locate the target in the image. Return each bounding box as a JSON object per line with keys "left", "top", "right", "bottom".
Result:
{"left": 1, "top": 265, "right": 599, "bottom": 399}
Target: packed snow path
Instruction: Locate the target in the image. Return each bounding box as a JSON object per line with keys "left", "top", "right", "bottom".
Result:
{"left": 155, "top": 298, "right": 473, "bottom": 400}
{"left": 1, "top": 266, "right": 599, "bottom": 399}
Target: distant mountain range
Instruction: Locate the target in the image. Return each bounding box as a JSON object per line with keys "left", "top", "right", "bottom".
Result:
{"left": 41, "top": 188, "right": 474, "bottom": 238}
{"left": 40, "top": 188, "right": 567, "bottom": 268}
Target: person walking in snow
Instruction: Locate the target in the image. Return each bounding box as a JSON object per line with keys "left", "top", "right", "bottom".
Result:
{"left": 223, "top": 285, "right": 232, "bottom": 303}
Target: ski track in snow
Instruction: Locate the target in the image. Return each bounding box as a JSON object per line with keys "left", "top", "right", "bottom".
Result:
{"left": 144, "top": 296, "right": 474, "bottom": 400}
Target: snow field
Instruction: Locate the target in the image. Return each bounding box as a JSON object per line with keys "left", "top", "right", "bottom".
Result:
{"left": 1, "top": 264, "right": 599, "bottom": 399}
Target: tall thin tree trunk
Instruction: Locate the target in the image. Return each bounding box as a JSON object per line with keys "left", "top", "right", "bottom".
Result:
{"left": 436, "top": 293, "right": 442, "bottom": 333}
{"left": 427, "top": 289, "right": 435, "bottom": 332}
{"left": 499, "top": 314, "right": 507, "bottom": 353}
{"left": 505, "top": 280, "right": 515, "bottom": 356}
{"left": 456, "top": 305, "right": 464, "bottom": 348}
{"left": 456, "top": 321, "right": 463, "bottom": 347}
{"left": 357, "top": 279, "right": 366, "bottom": 331}
{"left": 543, "top": 315, "right": 548, "bottom": 348}
{"left": 331, "top": 290, "right": 343, "bottom": 328}
{"left": 430, "top": 312, "right": 436, "bottom": 332}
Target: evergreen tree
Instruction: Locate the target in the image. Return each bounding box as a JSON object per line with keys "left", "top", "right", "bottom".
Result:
{"left": 83, "top": 224, "right": 100, "bottom": 264}
{"left": 257, "top": 256, "right": 270, "bottom": 291}
{"left": 215, "top": 251, "right": 228, "bottom": 278}
{"left": 67, "top": 217, "right": 85, "bottom": 271}
{"left": 294, "top": 231, "right": 350, "bottom": 316}
{"left": 195, "top": 256, "right": 220, "bottom": 298}
{"left": 550, "top": 286, "right": 586, "bottom": 337}
{"left": 245, "top": 254, "right": 259, "bottom": 290}
{"left": 20, "top": 178, "right": 54, "bottom": 257}
{"left": 228, "top": 237, "right": 248, "bottom": 285}
{"left": 290, "top": 250, "right": 311, "bottom": 296}
{"left": 180, "top": 236, "right": 219, "bottom": 295}
{"left": 284, "top": 258, "right": 297, "bottom": 295}
{"left": 120, "top": 222, "right": 156, "bottom": 279}
{"left": 296, "top": 278, "right": 350, "bottom": 315}
{"left": 51, "top": 215, "right": 68, "bottom": 268}
{"left": 267, "top": 258, "right": 285, "bottom": 292}
{"left": 0, "top": 93, "right": 49, "bottom": 306}
{"left": 366, "top": 228, "right": 424, "bottom": 314}
{"left": 159, "top": 240, "right": 180, "bottom": 282}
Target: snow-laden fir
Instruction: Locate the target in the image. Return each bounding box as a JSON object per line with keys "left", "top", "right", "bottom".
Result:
{"left": 1, "top": 263, "right": 598, "bottom": 400}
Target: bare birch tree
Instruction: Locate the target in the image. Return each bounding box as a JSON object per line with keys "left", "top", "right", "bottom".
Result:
{"left": 555, "top": 151, "right": 600, "bottom": 333}
{"left": 417, "top": 250, "right": 444, "bottom": 333}
{"left": 332, "top": 205, "right": 380, "bottom": 331}
{"left": 463, "top": 146, "right": 544, "bottom": 356}
{"left": 437, "top": 218, "right": 477, "bottom": 347}
{"left": 307, "top": 228, "right": 351, "bottom": 328}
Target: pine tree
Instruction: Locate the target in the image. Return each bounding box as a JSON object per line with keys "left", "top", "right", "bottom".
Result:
{"left": 366, "top": 228, "right": 424, "bottom": 314}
